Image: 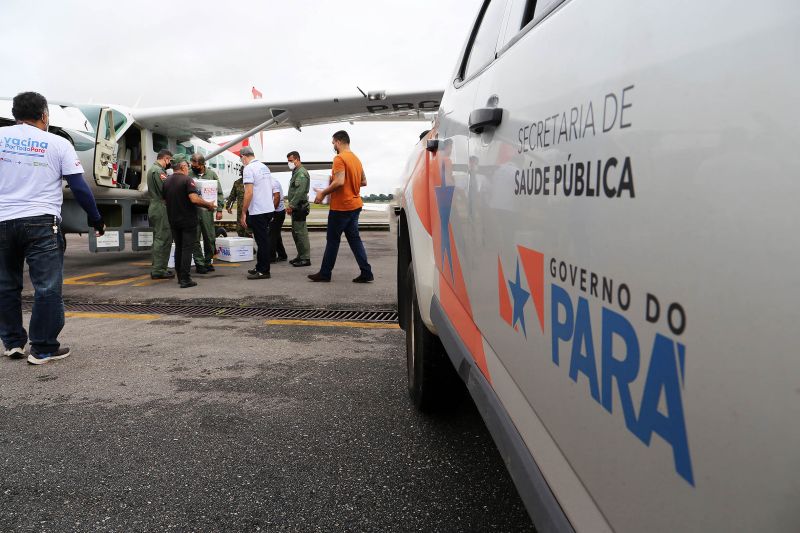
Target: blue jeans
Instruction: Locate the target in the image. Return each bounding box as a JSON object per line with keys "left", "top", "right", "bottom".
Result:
{"left": 0, "top": 215, "right": 65, "bottom": 355}
{"left": 319, "top": 208, "right": 372, "bottom": 279}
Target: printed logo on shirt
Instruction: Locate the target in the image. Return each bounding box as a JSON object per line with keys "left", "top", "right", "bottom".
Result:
{"left": 74, "top": 160, "right": 82, "bottom": 167}
{"left": 160, "top": 173, "right": 167, "bottom": 181}
{"left": 2, "top": 137, "right": 49, "bottom": 158}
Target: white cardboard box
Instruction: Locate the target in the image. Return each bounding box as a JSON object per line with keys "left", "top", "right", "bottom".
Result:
{"left": 168, "top": 243, "right": 195, "bottom": 268}
{"left": 195, "top": 179, "right": 218, "bottom": 206}
{"left": 216, "top": 237, "right": 254, "bottom": 262}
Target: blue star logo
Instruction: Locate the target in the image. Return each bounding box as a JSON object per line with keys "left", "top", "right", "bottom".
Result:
{"left": 508, "top": 259, "right": 530, "bottom": 337}
{"left": 434, "top": 163, "right": 455, "bottom": 278}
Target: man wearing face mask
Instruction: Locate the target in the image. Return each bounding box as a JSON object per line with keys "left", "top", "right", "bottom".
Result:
{"left": 189, "top": 153, "right": 224, "bottom": 274}
{"left": 146, "top": 149, "right": 175, "bottom": 280}
{"left": 285, "top": 151, "right": 310, "bottom": 267}
{"left": 309, "top": 130, "right": 373, "bottom": 283}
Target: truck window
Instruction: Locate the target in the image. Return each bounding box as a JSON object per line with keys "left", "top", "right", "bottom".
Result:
{"left": 500, "top": 0, "right": 564, "bottom": 49}
{"left": 462, "top": 0, "right": 508, "bottom": 80}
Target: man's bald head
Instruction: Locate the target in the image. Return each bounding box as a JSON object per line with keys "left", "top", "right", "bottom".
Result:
{"left": 190, "top": 153, "right": 206, "bottom": 165}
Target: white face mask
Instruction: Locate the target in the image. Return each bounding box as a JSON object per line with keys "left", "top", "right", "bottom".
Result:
{"left": 288, "top": 162, "right": 296, "bottom": 170}
{"left": 166, "top": 168, "right": 174, "bottom": 176}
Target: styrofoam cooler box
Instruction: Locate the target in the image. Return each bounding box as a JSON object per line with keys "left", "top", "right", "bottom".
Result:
{"left": 195, "top": 179, "right": 218, "bottom": 206}
{"left": 168, "top": 243, "right": 195, "bottom": 268}
{"left": 216, "top": 237, "right": 254, "bottom": 262}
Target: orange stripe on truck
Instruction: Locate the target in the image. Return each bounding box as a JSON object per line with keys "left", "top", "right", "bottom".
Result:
{"left": 439, "top": 271, "right": 490, "bottom": 384}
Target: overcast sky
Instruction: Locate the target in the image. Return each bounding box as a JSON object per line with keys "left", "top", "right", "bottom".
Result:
{"left": 0, "top": 0, "right": 483, "bottom": 193}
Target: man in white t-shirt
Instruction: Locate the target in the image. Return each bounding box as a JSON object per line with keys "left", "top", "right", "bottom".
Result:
{"left": 269, "top": 179, "right": 288, "bottom": 263}
{"left": 0, "top": 91, "right": 105, "bottom": 365}
{"left": 239, "top": 146, "right": 274, "bottom": 279}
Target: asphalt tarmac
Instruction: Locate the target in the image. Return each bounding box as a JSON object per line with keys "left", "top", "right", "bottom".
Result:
{"left": 0, "top": 229, "right": 535, "bottom": 532}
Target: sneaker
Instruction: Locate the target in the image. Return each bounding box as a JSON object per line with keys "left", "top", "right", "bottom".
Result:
{"left": 276, "top": 256, "right": 288, "bottom": 262}
{"left": 292, "top": 260, "right": 311, "bottom": 268}
{"left": 308, "top": 272, "right": 331, "bottom": 282}
{"left": 206, "top": 265, "right": 215, "bottom": 272}
{"left": 352, "top": 273, "right": 375, "bottom": 283}
{"left": 150, "top": 272, "right": 175, "bottom": 280}
{"left": 247, "top": 269, "right": 259, "bottom": 275}
{"left": 3, "top": 346, "right": 26, "bottom": 359}
{"left": 289, "top": 257, "right": 301, "bottom": 265}
{"left": 27, "top": 347, "right": 70, "bottom": 365}
{"left": 247, "top": 271, "right": 271, "bottom": 280}
{"left": 195, "top": 266, "right": 209, "bottom": 274}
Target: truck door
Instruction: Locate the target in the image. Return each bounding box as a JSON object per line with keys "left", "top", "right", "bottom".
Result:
{"left": 93, "top": 107, "right": 118, "bottom": 187}
{"left": 434, "top": 0, "right": 509, "bottom": 315}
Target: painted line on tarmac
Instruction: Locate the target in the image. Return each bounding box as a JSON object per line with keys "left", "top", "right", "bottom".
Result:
{"left": 99, "top": 274, "right": 152, "bottom": 286}
{"left": 129, "top": 262, "right": 242, "bottom": 268}
{"left": 132, "top": 278, "right": 171, "bottom": 287}
{"left": 65, "top": 312, "right": 161, "bottom": 320}
{"left": 64, "top": 272, "right": 108, "bottom": 285}
{"left": 265, "top": 319, "right": 400, "bottom": 329}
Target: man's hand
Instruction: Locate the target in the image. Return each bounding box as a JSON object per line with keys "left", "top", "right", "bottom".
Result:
{"left": 314, "top": 190, "right": 325, "bottom": 204}
{"left": 240, "top": 214, "right": 247, "bottom": 229}
{"left": 206, "top": 201, "right": 216, "bottom": 212}
{"left": 91, "top": 217, "right": 106, "bottom": 236}
{"left": 215, "top": 211, "right": 223, "bottom": 221}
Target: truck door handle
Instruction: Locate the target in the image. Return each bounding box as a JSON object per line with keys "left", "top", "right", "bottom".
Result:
{"left": 469, "top": 107, "right": 503, "bottom": 134}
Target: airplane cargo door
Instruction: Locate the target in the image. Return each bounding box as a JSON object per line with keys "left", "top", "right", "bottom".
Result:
{"left": 93, "top": 107, "right": 118, "bottom": 187}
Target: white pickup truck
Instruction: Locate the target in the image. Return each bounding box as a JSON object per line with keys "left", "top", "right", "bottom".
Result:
{"left": 396, "top": 1, "right": 800, "bottom": 531}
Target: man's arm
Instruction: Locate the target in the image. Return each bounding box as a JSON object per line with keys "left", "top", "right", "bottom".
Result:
{"left": 189, "top": 192, "right": 215, "bottom": 211}
{"left": 214, "top": 177, "right": 224, "bottom": 220}
{"left": 64, "top": 173, "right": 105, "bottom": 234}
{"left": 360, "top": 170, "right": 367, "bottom": 187}
{"left": 240, "top": 183, "right": 253, "bottom": 228}
{"left": 273, "top": 191, "right": 281, "bottom": 209}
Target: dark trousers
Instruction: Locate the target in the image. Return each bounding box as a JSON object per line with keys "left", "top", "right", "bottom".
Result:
{"left": 247, "top": 212, "right": 274, "bottom": 274}
{"left": 171, "top": 224, "right": 197, "bottom": 283}
{"left": 270, "top": 209, "right": 287, "bottom": 261}
{"left": 0, "top": 215, "right": 65, "bottom": 355}
{"left": 319, "top": 208, "right": 372, "bottom": 279}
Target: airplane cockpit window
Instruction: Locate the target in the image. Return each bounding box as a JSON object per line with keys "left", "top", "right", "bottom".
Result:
{"left": 176, "top": 143, "right": 195, "bottom": 156}
{"left": 63, "top": 129, "right": 95, "bottom": 152}
{"left": 461, "top": 0, "right": 508, "bottom": 81}
{"left": 153, "top": 133, "right": 169, "bottom": 152}
{"left": 75, "top": 105, "right": 128, "bottom": 138}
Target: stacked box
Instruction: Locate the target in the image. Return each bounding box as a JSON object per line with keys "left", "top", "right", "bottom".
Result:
{"left": 195, "top": 179, "right": 218, "bottom": 206}
{"left": 216, "top": 237, "right": 254, "bottom": 262}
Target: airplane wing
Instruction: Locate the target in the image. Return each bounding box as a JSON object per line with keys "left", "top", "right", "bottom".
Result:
{"left": 132, "top": 90, "right": 441, "bottom": 140}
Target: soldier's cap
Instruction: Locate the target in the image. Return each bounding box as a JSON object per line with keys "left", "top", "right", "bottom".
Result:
{"left": 239, "top": 146, "right": 255, "bottom": 157}
{"left": 172, "top": 153, "right": 189, "bottom": 165}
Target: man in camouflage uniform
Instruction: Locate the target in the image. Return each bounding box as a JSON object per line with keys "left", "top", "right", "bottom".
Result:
{"left": 225, "top": 172, "right": 253, "bottom": 238}
{"left": 146, "top": 149, "right": 174, "bottom": 279}
{"left": 285, "top": 151, "right": 311, "bottom": 267}
{"left": 190, "top": 153, "right": 224, "bottom": 273}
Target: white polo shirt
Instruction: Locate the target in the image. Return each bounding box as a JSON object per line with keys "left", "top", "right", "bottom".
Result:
{"left": 242, "top": 159, "right": 275, "bottom": 216}
{"left": 272, "top": 179, "right": 285, "bottom": 212}
{"left": 0, "top": 123, "right": 84, "bottom": 222}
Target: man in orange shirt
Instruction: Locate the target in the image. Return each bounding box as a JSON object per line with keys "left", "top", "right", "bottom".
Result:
{"left": 308, "top": 130, "right": 374, "bottom": 283}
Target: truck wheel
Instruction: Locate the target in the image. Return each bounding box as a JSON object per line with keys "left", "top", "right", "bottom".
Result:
{"left": 406, "top": 264, "right": 462, "bottom": 412}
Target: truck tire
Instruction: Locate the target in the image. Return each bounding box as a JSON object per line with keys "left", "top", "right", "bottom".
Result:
{"left": 406, "top": 264, "right": 463, "bottom": 412}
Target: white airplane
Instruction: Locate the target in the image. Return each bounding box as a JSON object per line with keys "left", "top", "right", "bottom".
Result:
{"left": 0, "top": 90, "right": 440, "bottom": 248}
